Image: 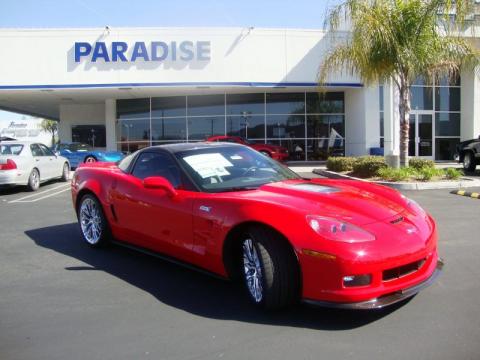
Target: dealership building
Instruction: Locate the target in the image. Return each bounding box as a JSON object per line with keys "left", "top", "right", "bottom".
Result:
{"left": 0, "top": 26, "right": 478, "bottom": 161}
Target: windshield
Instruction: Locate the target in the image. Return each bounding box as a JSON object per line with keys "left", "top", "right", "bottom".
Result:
{"left": 60, "top": 143, "right": 92, "bottom": 152}
{"left": 175, "top": 145, "right": 299, "bottom": 192}
{"left": 1, "top": 144, "right": 24, "bottom": 155}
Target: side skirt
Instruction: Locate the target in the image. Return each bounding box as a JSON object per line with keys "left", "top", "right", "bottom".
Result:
{"left": 111, "top": 239, "right": 229, "bottom": 282}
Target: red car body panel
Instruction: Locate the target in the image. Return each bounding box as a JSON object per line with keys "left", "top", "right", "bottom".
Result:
{"left": 72, "top": 162, "right": 440, "bottom": 306}
{"left": 206, "top": 136, "right": 289, "bottom": 161}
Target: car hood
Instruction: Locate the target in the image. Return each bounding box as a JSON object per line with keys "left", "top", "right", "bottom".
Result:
{"left": 250, "top": 179, "right": 407, "bottom": 226}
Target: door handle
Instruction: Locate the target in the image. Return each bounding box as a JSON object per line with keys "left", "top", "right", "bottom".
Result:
{"left": 35, "top": 159, "right": 40, "bottom": 162}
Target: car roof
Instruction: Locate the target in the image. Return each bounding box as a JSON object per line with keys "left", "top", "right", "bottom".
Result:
{"left": 148, "top": 141, "right": 243, "bottom": 154}
{"left": 0, "top": 140, "right": 37, "bottom": 145}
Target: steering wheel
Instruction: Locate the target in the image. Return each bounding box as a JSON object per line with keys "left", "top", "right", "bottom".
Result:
{"left": 241, "top": 166, "right": 258, "bottom": 177}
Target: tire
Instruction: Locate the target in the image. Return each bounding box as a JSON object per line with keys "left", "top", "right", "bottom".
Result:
{"left": 77, "top": 194, "right": 111, "bottom": 247}
{"left": 240, "top": 226, "right": 300, "bottom": 310}
{"left": 463, "top": 152, "right": 477, "bottom": 172}
{"left": 61, "top": 162, "right": 70, "bottom": 182}
{"left": 84, "top": 156, "right": 97, "bottom": 163}
{"left": 260, "top": 151, "right": 271, "bottom": 157}
{"left": 27, "top": 168, "right": 40, "bottom": 191}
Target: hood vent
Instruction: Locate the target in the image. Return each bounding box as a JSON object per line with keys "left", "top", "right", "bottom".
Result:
{"left": 390, "top": 216, "right": 404, "bottom": 225}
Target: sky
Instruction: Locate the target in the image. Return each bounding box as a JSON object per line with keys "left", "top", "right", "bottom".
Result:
{"left": 0, "top": 0, "right": 335, "bottom": 121}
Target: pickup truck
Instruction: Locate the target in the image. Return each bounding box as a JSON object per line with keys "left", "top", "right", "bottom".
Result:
{"left": 456, "top": 135, "right": 480, "bottom": 172}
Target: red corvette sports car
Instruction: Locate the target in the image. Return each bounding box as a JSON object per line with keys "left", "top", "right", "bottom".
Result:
{"left": 71, "top": 143, "right": 443, "bottom": 310}
{"left": 206, "top": 135, "right": 289, "bottom": 162}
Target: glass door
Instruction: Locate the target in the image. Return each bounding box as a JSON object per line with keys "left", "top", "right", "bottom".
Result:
{"left": 408, "top": 112, "right": 433, "bottom": 158}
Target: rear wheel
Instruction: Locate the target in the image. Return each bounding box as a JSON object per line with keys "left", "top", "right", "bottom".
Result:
{"left": 27, "top": 168, "right": 40, "bottom": 191}
{"left": 240, "top": 226, "right": 300, "bottom": 310}
{"left": 463, "top": 152, "right": 477, "bottom": 172}
{"left": 260, "top": 150, "right": 271, "bottom": 157}
{"left": 61, "top": 162, "right": 70, "bottom": 181}
{"left": 84, "top": 156, "right": 97, "bottom": 163}
{"left": 78, "top": 194, "right": 111, "bottom": 247}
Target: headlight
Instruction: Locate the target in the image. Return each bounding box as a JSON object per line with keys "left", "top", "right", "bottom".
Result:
{"left": 307, "top": 216, "right": 375, "bottom": 243}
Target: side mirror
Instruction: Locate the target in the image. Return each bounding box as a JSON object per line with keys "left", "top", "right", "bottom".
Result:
{"left": 143, "top": 176, "right": 178, "bottom": 197}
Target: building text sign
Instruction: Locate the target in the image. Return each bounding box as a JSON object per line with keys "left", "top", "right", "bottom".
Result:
{"left": 74, "top": 41, "right": 211, "bottom": 63}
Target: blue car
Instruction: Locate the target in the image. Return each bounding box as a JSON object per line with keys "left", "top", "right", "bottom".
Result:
{"left": 54, "top": 143, "right": 124, "bottom": 168}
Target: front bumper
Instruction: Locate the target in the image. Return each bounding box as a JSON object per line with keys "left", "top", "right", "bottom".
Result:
{"left": 303, "top": 258, "right": 443, "bottom": 309}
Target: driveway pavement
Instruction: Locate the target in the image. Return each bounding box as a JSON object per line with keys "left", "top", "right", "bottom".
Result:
{"left": 0, "top": 180, "right": 479, "bottom": 360}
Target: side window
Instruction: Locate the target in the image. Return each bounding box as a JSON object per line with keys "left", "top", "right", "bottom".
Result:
{"left": 131, "top": 152, "right": 181, "bottom": 188}
{"left": 39, "top": 144, "right": 54, "bottom": 156}
{"left": 30, "top": 144, "right": 43, "bottom": 157}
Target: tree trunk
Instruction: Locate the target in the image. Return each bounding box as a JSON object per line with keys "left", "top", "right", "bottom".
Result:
{"left": 399, "top": 85, "right": 411, "bottom": 167}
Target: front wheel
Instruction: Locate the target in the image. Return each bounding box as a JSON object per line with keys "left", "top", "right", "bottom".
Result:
{"left": 260, "top": 151, "right": 271, "bottom": 157}
{"left": 463, "top": 152, "right": 477, "bottom": 172}
{"left": 240, "top": 226, "right": 300, "bottom": 310}
{"left": 78, "top": 194, "right": 111, "bottom": 247}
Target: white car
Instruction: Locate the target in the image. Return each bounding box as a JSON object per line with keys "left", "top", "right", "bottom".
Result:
{"left": 0, "top": 141, "right": 70, "bottom": 191}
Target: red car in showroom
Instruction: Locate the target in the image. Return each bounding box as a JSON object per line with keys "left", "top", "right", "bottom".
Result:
{"left": 206, "top": 135, "right": 289, "bottom": 161}
{"left": 71, "top": 143, "right": 442, "bottom": 310}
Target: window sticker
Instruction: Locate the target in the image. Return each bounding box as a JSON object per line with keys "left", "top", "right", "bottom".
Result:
{"left": 184, "top": 153, "right": 233, "bottom": 179}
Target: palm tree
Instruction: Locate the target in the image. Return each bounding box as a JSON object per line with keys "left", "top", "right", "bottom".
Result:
{"left": 319, "top": 0, "right": 479, "bottom": 166}
{"left": 40, "top": 119, "right": 58, "bottom": 147}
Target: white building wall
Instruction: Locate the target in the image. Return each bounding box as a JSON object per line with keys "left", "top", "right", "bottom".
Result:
{"left": 58, "top": 103, "right": 105, "bottom": 145}
{"left": 461, "top": 67, "right": 480, "bottom": 140}
{"left": 345, "top": 86, "right": 380, "bottom": 156}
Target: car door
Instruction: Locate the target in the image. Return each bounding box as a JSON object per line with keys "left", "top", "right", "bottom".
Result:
{"left": 39, "top": 143, "right": 61, "bottom": 178}
{"left": 110, "top": 150, "right": 197, "bottom": 262}
{"left": 30, "top": 144, "right": 51, "bottom": 180}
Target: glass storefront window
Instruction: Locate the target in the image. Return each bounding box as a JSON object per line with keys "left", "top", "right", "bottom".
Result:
{"left": 226, "top": 93, "right": 264, "bottom": 115}
{"left": 435, "top": 87, "right": 460, "bottom": 111}
{"left": 117, "top": 92, "right": 346, "bottom": 160}
{"left": 117, "top": 99, "right": 150, "bottom": 120}
{"left": 151, "top": 117, "right": 187, "bottom": 141}
{"left": 435, "top": 112, "right": 460, "bottom": 136}
{"left": 266, "top": 115, "right": 305, "bottom": 138}
{"left": 226, "top": 115, "right": 265, "bottom": 138}
{"left": 151, "top": 96, "right": 186, "bottom": 117}
{"left": 119, "top": 119, "right": 150, "bottom": 142}
{"left": 187, "top": 116, "right": 225, "bottom": 140}
{"left": 380, "top": 112, "right": 384, "bottom": 137}
{"left": 306, "top": 139, "right": 344, "bottom": 160}
{"left": 266, "top": 93, "right": 305, "bottom": 115}
{"left": 410, "top": 87, "right": 433, "bottom": 110}
{"left": 435, "top": 138, "right": 460, "bottom": 160}
{"left": 306, "top": 92, "right": 344, "bottom": 113}
{"left": 307, "top": 115, "right": 344, "bottom": 138}
{"left": 187, "top": 95, "right": 225, "bottom": 116}
{"left": 436, "top": 73, "right": 461, "bottom": 86}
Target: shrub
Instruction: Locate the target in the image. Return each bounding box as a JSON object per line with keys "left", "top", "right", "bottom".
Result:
{"left": 414, "top": 167, "right": 443, "bottom": 181}
{"left": 377, "top": 167, "right": 412, "bottom": 181}
{"left": 443, "top": 167, "right": 463, "bottom": 180}
{"left": 351, "top": 156, "right": 387, "bottom": 178}
{"left": 326, "top": 157, "right": 356, "bottom": 172}
{"left": 409, "top": 158, "right": 435, "bottom": 170}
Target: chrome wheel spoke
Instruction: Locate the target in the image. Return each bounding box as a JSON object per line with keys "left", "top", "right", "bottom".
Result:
{"left": 242, "top": 238, "right": 263, "bottom": 303}
{"left": 79, "top": 198, "right": 102, "bottom": 244}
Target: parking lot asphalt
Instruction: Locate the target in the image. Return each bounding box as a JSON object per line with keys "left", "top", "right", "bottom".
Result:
{"left": 1, "top": 177, "right": 479, "bottom": 360}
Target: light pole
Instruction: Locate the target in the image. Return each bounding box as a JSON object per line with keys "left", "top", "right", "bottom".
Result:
{"left": 123, "top": 123, "right": 133, "bottom": 153}
{"left": 241, "top": 111, "right": 251, "bottom": 139}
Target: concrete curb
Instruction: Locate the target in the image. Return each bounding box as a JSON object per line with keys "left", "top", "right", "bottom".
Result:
{"left": 313, "top": 168, "right": 480, "bottom": 190}
{"left": 450, "top": 190, "right": 480, "bottom": 199}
